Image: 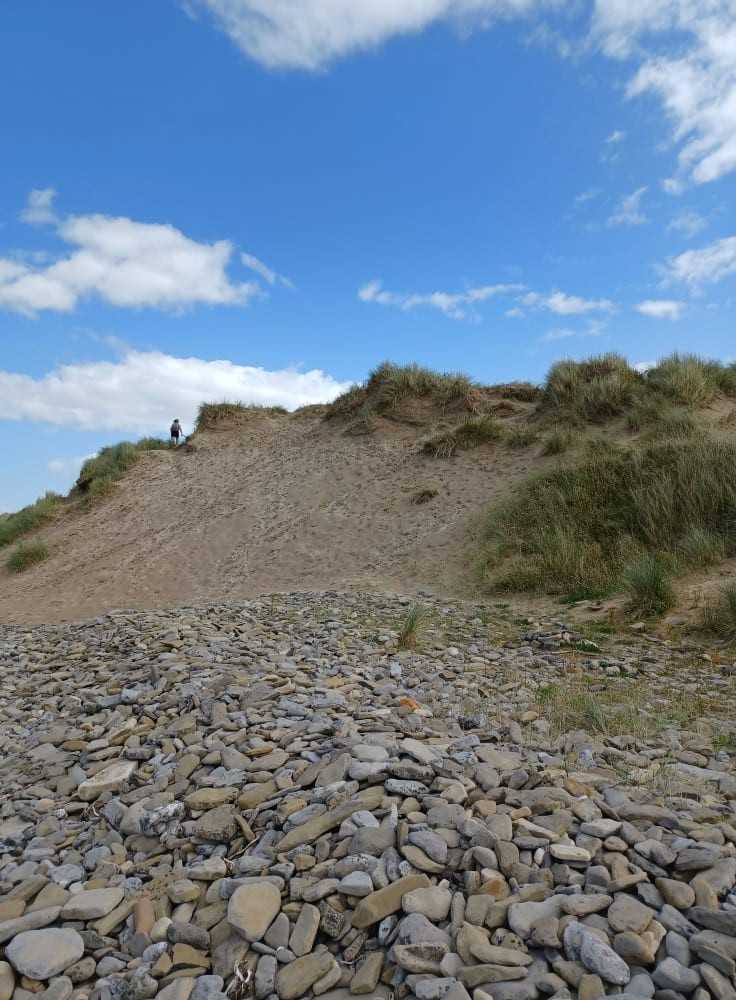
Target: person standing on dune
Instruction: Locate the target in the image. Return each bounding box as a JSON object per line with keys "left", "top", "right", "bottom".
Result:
{"left": 170, "top": 418, "right": 183, "bottom": 446}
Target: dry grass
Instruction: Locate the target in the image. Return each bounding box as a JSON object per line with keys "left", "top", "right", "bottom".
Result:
{"left": 6, "top": 540, "right": 50, "bottom": 574}
{"left": 326, "top": 361, "right": 475, "bottom": 423}
{"left": 196, "top": 401, "right": 288, "bottom": 431}
{"left": 412, "top": 487, "right": 439, "bottom": 504}
{"left": 422, "top": 415, "right": 503, "bottom": 458}
{"left": 702, "top": 584, "right": 736, "bottom": 638}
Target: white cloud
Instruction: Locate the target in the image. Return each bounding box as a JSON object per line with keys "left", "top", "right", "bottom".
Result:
{"left": 635, "top": 298, "right": 685, "bottom": 319}
{"left": 538, "top": 318, "right": 607, "bottom": 342}
{"left": 667, "top": 209, "right": 708, "bottom": 237}
{"left": 575, "top": 187, "right": 601, "bottom": 204}
{"left": 664, "top": 234, "right": 736, "bottom": 287}
{"left": 605, "top": 129, "right": 626, "bottom": 144}
{"left": 21, "top": 188, "right": 58, "bottom": 226}
{"left": 608, "top": 186, "right": 648, "bottom": 227}
{"left": 593, "top": 0, "right": 736, "bottom": 186}
{"left": 0, "top": 195, "right": 264, "bottom": 316}
{"left": 521, "top": 290, "right": 615, "bottom": 315}
{"left": 182, "top": 2, "right": 736, "bottom": 187}
{"left": 634, "top": 360, "right": 656, "bottom": 373}
{"left": 241, "top": 252, "right": 293, "bottom": 288}
{"left": 0, "top": 351, "right": 350, "bottom": 433}
{"left": 186, "top": 0, "right": 568, "bottom": 69}
{"left": 359, "top": 279, "right": 525, "bottom": 320}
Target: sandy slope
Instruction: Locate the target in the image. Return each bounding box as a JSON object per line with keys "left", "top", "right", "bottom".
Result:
{"left": 0, "top": 412, "right": 544, "bottom": 624}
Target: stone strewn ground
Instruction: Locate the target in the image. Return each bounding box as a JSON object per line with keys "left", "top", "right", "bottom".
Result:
{"left": 2, "top": 592, "right": 736, "bottom": 1000}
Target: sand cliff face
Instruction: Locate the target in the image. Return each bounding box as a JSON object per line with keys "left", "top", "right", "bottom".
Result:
{"left": 0, "top": 409, "right": 540, "bottom": 624}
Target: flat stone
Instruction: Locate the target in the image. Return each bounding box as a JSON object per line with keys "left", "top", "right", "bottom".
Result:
{"left": 6, "top": 929, "right": 85, "bottom": 981}
{"left": 227, "top": 882, "right": 281, "bottom": 942}
{"left": 77, "top": 761, "right": 137, "bottom": 801}
{"left": 352, "top": 875, "right": 431, "bottom": 929}
{"left": 276, "top": 952, "right": 335, "bottom": 1000}
{"left": 60, "top": 888, "right": 124, "bottom": 920}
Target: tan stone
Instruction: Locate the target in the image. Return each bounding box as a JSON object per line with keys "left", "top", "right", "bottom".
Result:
{"left": 352, "top": 875, "right": 431, "bottom": 929}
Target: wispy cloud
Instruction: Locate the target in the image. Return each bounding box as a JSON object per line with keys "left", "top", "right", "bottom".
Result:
{"left": 664, "top": 235, "right": 736, "bottom": 288}
{"left": 635, "top": 299, "right": 685, "bottom": 320}
{"left": 358, "top": 279, "right": 525, "bottom": 320}
{"left": 0, "top": 350, "right": 350, "bottom": 432}
{"left": 605, "top": 129, "right": 626, "bottom": 145}
{"left": 538, "top": 318, "right": 607, "bottom": 342}
{"left": 241, "top": 252, "right": 294, "bottom": 289}
{"left": 667, "top": 210, "right": 708, "bottom": 238}
{"left": 20, "top": 188, "right": 58, "bottom": 226}
{"left": 521, "top": 291, "right": 615, "bottom": 316}
{"left": 608, "top": 187, "right": 648, "bottom": 227}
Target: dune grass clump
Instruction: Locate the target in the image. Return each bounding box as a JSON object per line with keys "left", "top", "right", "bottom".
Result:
{"left": 623, "top": 554, "right": 676, "bottom": 616}
{"left": 76, "top": 439, "right": 169, "bottom": 500}
{"left": 6, "top": 540, "right": 50, "bottom": 573}
{"left": 541, "top": 427, "right": 574, "bottom": 456}
{"left": 646, "top": 354, "right": 736, "bottom": 407}
{"left": 0, "top": 492, "right": 60, "bottom": 548}
{"left": 196, "top": 401, "right": 288, "bottom": 431}
{"left": 326, "top": 362, "right": 475, "bottom": 421}
{"left": 422, "top": 415, "right": 503, "bottom": 458}
{"left": 702, "top": 584, "right": 736, "bottom": 638}
{"left": 481, "top": 436, "right": 736, "bottom": 601}
{"left": 506, "top": 426, "right": 539, "bottom": 449}
{"left": 540, "top": 353, "right": 642, "bottom": 424}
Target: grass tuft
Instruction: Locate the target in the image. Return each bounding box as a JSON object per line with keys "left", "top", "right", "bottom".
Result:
{"left": 326, "top": 361, "right": 475, "bottom": 422}
{"left": 422, "top": 415, "right": 503, "bottom": 458}
{"left": 196, "top": 401, "right": 288, "bottom": 431}
{"left": 541, "top": 428, "right": 574, "bottom": 456}
{"left": 0, "top": 492, "right": 60, "bottom": 548}
{"left": 646, "top": 353, "right": 732, "bottom": 407}
{"left": 506, "top": 426, "right": 538, "bottom": 449}
{"left": 623, "top": 554, "right": 676, "bottom": 616}
{"left": 397, "top": 604, "right": 432, "bottom": 650}
{"left": 412, "top": 487, "right": 439, "bottom": 505}
{"left": 540, "top": 353, "right": 642, "bottom": 424}
{"left": 702, "top": 584, "right": 736, "bottom": 638}
{"left": 76, "top": 439, "right": 169, "bottom": 500}
{"left": 6, "top": 540, "right": 50, "bottom": 573}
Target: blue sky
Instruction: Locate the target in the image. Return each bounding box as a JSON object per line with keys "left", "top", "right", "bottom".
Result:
{"left": 2, "top": 0, "right": 735, "bottom": 510}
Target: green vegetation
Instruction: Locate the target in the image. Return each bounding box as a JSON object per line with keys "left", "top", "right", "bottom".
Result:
{"left": 0, "top": 492, "right": 60, "bottom": 548}
{"left": 397, "top": 603, "right": 432, "bottom": 650}
{"left": 422, "top": 415, "right": 503, "bottom": 458}
{"left": 540, "top": 352, "right": 736, "bottom": 426}
{"left": 412, "top": 487, "right": 439, "bottom": 504}
{"left": 647, "top": 353, "right": 736, "bottom": 407}
{"left": 622, "top": 554, "right": 676, "bottom": 615}
{"left": 506, "top": 426, "right": 538, "bottom": 449}
{"left": 196, "top": 401, "right": 288, "bottom": 431}
{"left": 541, "top": 427, "right": 574, "bottom": 456}
{"left": 76, "top": 439, "right": 169, "bottom": 500}
{"left": 540, "top": 353, "right": 641, "bottom": 424}
{"left": 702, "top": 584, "right": 736, "bottom": 638}
{"left": 6, "top": 540, "right": 50, "bottom": 573}
{"left": 326, "top": 361, "right": 474, "bottom": 421}
{"left": 481, "top": 436, "right": 736, "bottom": 605}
